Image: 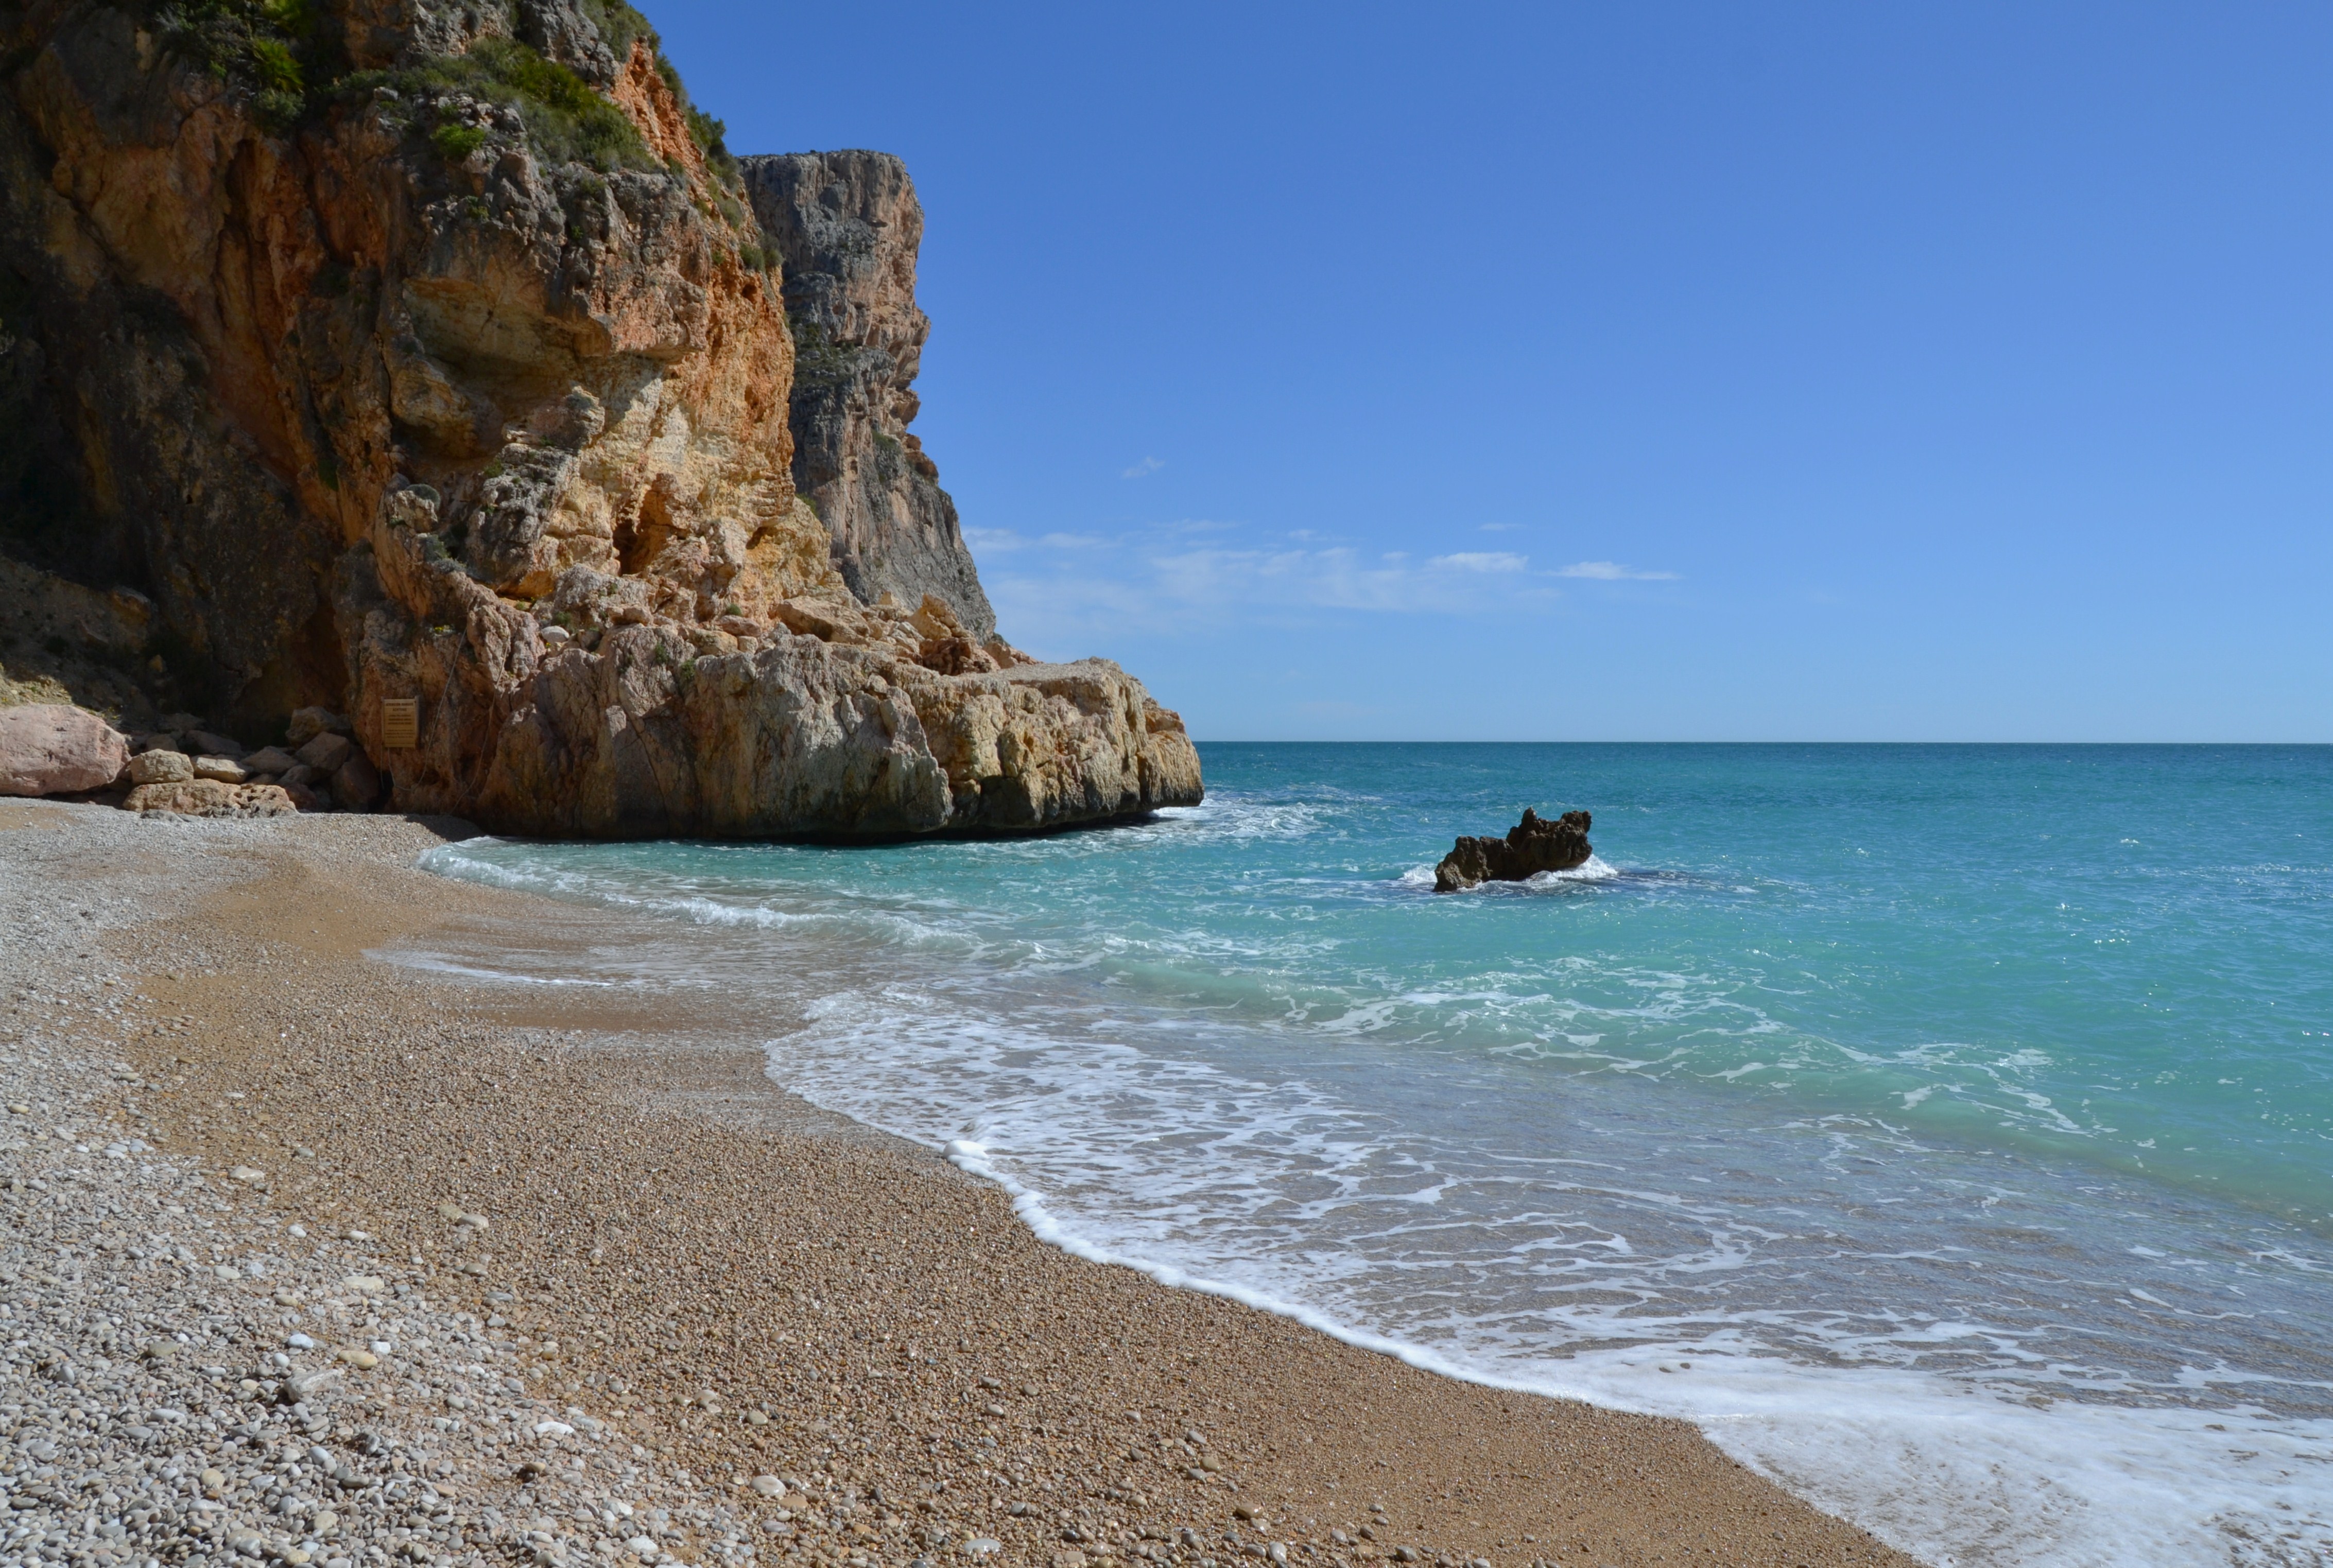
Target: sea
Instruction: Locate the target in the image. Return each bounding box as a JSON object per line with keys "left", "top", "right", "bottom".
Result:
{"left": 407, "top": 743, "right": 2333, "bottom": 1567}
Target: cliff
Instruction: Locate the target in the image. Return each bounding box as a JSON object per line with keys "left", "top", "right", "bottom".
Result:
{"left": 0, "top": 0, "right": 1199, "bottom": 835}
{"left": 743, "top": 150, "right": 995, "bottom": 642}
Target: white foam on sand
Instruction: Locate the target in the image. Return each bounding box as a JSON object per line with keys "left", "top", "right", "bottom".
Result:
{"left": 765, "top": 982, "right": 2333, "bottom": 1568}
{"left": 945, "top": 1133, "right": 2332, "bottom": 1567}
{"left": 420, "top": 828, "right": 2333, "bottom": 1567}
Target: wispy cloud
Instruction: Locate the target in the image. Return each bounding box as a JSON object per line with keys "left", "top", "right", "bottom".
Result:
{"left": 963, "top": 528, "right": 1105, "bottom": 552}
{"left": 968, "top": 520, "right": 1699, "bottom": 657}
{"left": 1122, "top": 456, "right": 1165, "bottom": 479}
{"left": 1430, "top": 551, "right": 1528, "bottom": 573}
{"left": 1556, "top": 560, "right": 1680, "bottom": 581}
{"left": 1478, "top": 522, "right": 1522, "bottom": 533}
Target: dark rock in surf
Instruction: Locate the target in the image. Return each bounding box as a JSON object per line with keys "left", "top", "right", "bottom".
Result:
{"left": 1433, "top": 808, "right": 1593, "bottom": 893}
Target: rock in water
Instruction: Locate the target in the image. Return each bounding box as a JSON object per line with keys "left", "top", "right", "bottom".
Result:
{"left": 0, "top": 705, "right": 129, "bottom": 796}
{"left": 1433, "top": 809, "right": 1593, "bottom": 892}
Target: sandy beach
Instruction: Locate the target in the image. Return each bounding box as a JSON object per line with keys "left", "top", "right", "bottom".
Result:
{"left": 0, "top": 800, "right": 1913, "bottom": 1568}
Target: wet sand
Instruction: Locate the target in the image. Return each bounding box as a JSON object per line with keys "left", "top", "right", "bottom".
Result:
{"left": 15, "top": 802, "right": 1917, "bottom": 1568}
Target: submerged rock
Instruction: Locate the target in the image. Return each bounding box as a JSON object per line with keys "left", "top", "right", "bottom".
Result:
{"left": 1433, "top": 808, "right": 1593, "bottom": 893}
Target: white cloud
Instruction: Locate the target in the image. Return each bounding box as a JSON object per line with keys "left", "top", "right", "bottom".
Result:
{"left": 965, "top": 528, "right": 1105, "bottom": 553}
{"left": 976, "top": 522, "right": 1581, "bottom": 655}
{"left": 1556, "top": 560, "right": 1680, "bottom": 581}
{"left": 1122, "top": 456, "right": 1165, "bottom": 478}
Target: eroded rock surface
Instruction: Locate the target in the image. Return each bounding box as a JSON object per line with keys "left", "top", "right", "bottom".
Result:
{"left": 0, "top": 0, "right": 1196, "bottom": 835}
{"left": 1434, "top": 808, "right": 1594, "bottom": 893}
{"left": 743, "top": 149, "right": 996, "bottom": 640}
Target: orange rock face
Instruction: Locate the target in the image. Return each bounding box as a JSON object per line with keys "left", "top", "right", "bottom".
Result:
{"left": 0, "top": 0, "right": 1200, "bottom": 836}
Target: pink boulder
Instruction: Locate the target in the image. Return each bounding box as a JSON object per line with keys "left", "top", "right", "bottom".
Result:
{"left": 0, "top": 704, "right": 129, "bottom": 797}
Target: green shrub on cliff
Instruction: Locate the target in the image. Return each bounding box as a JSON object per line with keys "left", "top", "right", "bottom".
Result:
{"left": 249, "top": 36, "right": 301, "bottom": 91}
{"left": 376, "top": 38, "right": 649, "bottom": 173}
{"left": 157, "top": 0, "right": 336, "bottom": 125}
{"left": 430, "top": 121, "right": 488, "bottom": 162}
{"left": 788, "top": 313, "right": 855, "bottom": 393}
{"left": 579, "top": 0, "right": 654, "bottom": 63}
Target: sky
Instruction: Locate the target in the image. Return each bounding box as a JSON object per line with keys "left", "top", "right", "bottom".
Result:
{"left": 652, "top": 2, "right": 2333, "bottom": 742}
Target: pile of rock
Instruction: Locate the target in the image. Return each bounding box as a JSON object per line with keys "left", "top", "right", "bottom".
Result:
{"left": 1433, "top": 808, "right": 1595, "bottom": 892}
{"left": 0, "top": 701, "right": 391, "bottom": 817}
{"left": 122, "top": 707, "right": 382, "bottom": 816}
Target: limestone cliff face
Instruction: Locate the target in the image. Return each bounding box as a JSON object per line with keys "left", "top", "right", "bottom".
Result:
{"left": 0, "top": 0, "right": 1199, "bottom": 835}
{"left": 742, "top": 150, "right": 995, "bottom": 641}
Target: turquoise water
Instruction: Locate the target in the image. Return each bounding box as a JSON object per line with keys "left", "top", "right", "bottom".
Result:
{"left": 417, "top": 744, "right": 2333, "bottom": 1567}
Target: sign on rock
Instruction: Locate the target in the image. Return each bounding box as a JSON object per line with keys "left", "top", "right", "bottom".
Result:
{"left": 380, "top": 699, "right": 419, "bottom": 750}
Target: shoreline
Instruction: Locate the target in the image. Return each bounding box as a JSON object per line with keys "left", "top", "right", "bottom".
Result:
{"left": 1, "top": 800, "right": 1914, "bottom": 1568}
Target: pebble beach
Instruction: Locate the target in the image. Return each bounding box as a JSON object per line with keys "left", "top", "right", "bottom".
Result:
{"left": 0, "top": 800, "right": 1912, "bottom": 1568}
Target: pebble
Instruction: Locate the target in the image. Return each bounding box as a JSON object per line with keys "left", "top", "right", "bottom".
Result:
{"left": 0, "top": 800, "right": 1913, "bottom": 1568}
{"left": 0, "top": 810, "right": 794, "bottom": 1568}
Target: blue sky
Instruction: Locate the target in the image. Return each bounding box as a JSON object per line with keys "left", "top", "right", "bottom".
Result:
{"left": 656, "top": 2, "right": 2333, "bottom": 741}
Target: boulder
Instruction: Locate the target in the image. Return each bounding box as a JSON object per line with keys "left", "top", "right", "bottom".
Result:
{"left": 332, "top": 752, "right": 382, "bottom": 810}
{"left": 126, "top": 749, "right": 195, "bottom": 786}
{"left": 0, "top": 704, "right": 130, "bottom": 796}
{"left": 295, "top": 731, "right": 355, "bottom": 773}
{"left": 286, "top": 707, "right": 352, "bottom": 747}
{"left": 1433, "top": 809, "right": 1594, "bottom": 893}
{"left": 243, "top": 746, "right": 300, "bottom": 775}
{"left": 135, "top": 733, "right": 184, "bottom": 754}
{"left": 125, "top": 780, "right": 298, "bottom": 817}
{"left": 184, "top": 729, "right": 246, "bottom": 759}
{"left": 239, "top": 784, "right": 299, "bottom": 816}
{"left": 192, "top": 756, "right": 248, "bottom": 784}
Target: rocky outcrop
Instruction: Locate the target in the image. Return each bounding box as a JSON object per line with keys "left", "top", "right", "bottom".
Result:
{"left": 1435, "top": 809, "right": 1593, "bottom": 892}
{"left": 0, "top": 703, "right": 126, "bottom": 795}
{"left": 742, "top": 150, "right": 996, "bottom": 641}
{"left": 338, "top": 482, "right": 1194, "bottom": 835}
{"left": 0, "top": 0, "right": 1197, "bottom": 836}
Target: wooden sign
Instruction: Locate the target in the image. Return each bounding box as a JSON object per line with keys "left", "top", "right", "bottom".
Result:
{"left": 381, "top": 698, "right": 419, "bottom": 750}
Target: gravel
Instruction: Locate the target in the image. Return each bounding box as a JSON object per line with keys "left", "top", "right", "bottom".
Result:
{"left": 0, "top": 798, "right": 1915, "bottom": 1568}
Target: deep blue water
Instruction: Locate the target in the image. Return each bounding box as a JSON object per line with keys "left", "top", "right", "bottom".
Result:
{"left": 416, "top": 744, "right": 2333, "bottom": 1567}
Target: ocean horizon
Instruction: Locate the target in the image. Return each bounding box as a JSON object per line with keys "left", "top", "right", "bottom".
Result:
{"left": 410, "top": 741, "right": 2333, "bottom": 1567}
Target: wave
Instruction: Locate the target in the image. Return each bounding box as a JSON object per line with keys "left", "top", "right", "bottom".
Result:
{"left": 794, "top": 1000, "right": 2333, "bottom": 1568}
{"left": 1395, "top": 852, "right": 1626, "bottom": 891}
{"left": 412, "top": 747, "right": 2333, "bottom": 1566}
